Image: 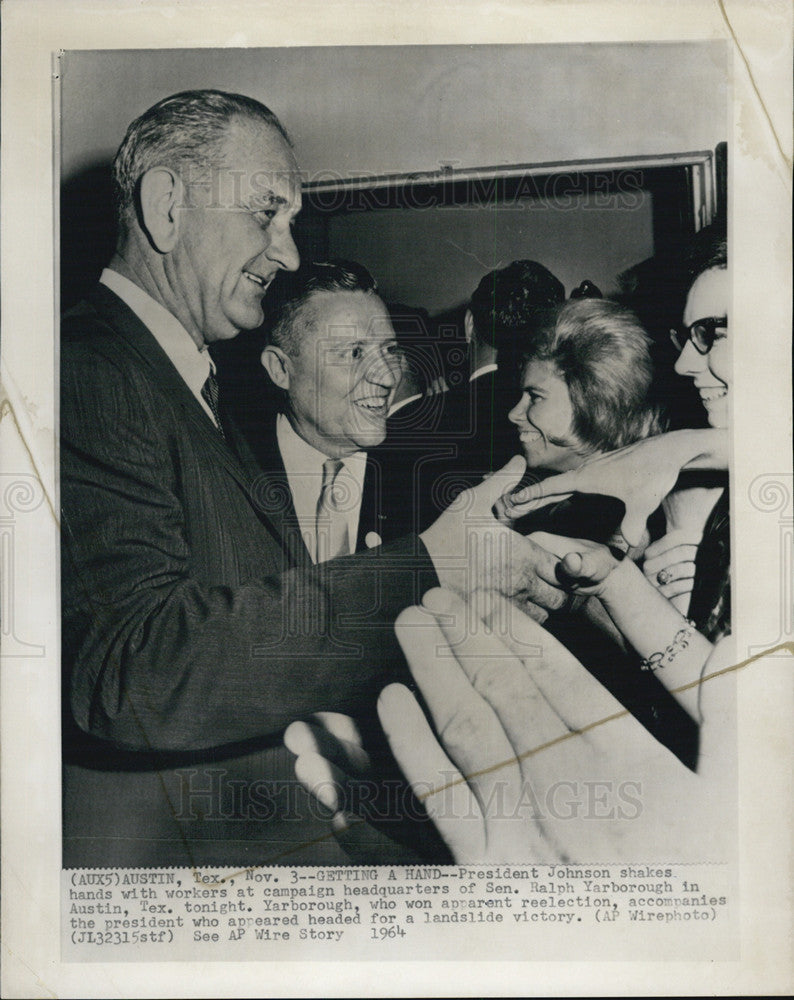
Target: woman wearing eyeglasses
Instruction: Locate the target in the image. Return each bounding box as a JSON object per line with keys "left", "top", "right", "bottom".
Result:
{"left": 642, "top": 231, "right": 729, "bottom": 638}
{"left": 672, "top": 251, "right": 729, "bottom": 428}
{"left": 500, "top": 226, "right": 730, "bottom": 720}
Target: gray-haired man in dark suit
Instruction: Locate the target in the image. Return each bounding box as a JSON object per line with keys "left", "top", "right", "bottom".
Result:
{"left": 61, "top": 89, "right": 565, "bottom": 869}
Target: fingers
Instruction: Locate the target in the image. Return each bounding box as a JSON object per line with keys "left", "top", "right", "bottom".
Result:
{"left": 644, "top": 538, "right": 699, "bottom": 565}
{"left": 559, "top": 548, "right": 617, "bottom": 588}
{"left": 527, "top": 530, "right": 593, "bottom": 560}
{"left": 466, "top": 589, "right": 624, "bottom": 736}
{"left": 528, "top": 532, "right": 617, "bottom": 590}
{"left": 311, "top": 711, "right": 363, "bottom": 747}
{"left": 420, "top": 588, "right": 568, "bottom": 757}
{"left": 283, "top": 720, "right": 318, "bottom": 757}
{"left": 620, "top": 507, "right": 650, "bottom": 549}
{"left": 644, "top": 552, "right": 698, "bottom": 580}
{"left": 643, "top": 543, "right": 698, "bottom": 600}
{"left": 412, "top": 588, "right": 624, "bottom": 863}
{"left": 284, "top": 717, "right": 371, "bottom": 776}
{"left": 498, "top": 490, "right": 571, "bottom": 522}
{"left": 656, "top": 576, "right": 696, "bottom": 600}
{"left": 510, "top": 470, "right": 576, "bottom": 506}
{"left": 394, "top": 603, "right": 525, "bottom": 817}
{"left": 292, "top": 748, "right": 429, "bottom": 864}
{"left": 645, "top": 562, "right": 696, "bottom": 599}
{"left": 292, "top": 749, "right": 344, "bottom": 814}
{"left": 508, "top": 533, "right": 570, "bottom": 608}
{"left": 469, "top": 454, "right": 527, "bottom": 509}
{"left": 492, "top": 494, "right": 512, "bottom": 525}
{"left": 377, "top": 682, "right": 485, "bottom": 861}
{"left": 645, "top": 558, "right": 698, "bottom": 589}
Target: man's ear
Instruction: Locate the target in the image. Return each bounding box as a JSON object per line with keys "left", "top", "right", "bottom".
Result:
{"left": 139, "top": 167, "right": 182, "bottom": 253}
{"left": 261, "top": 345, "right": 292, "bottom": 391}
{"left": 463, "top": 308, "right": 475, "bottom": 345}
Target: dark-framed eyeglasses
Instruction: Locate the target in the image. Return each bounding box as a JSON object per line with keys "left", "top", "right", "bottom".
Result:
{"left": 669, "top": 316, "right": 727, "bottom": 355}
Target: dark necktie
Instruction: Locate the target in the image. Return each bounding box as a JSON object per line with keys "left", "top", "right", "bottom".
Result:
{"left": 201, "top": 369, "right": 226, "bottom": 440}
{"left": 315, "top": 458, "right": 350, "bottom": 562}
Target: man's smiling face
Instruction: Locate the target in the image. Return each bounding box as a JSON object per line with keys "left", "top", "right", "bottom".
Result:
{"left": 282, "top": 289, "right": 403, "bottom": 457}
{"left": 170, "top": 117, "right": 302, "bottom": 345}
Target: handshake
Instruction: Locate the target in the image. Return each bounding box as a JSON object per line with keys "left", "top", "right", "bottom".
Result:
{"left": 417, "top": 454, "right": 627, "bottom": 622}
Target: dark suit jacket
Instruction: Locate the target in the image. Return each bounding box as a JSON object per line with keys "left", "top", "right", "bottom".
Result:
{"left": 61, "top": 285, "right": 439, "bottom": 868}
{"left": 436, "top": 367, "right": 518, "bottom": 474}
{"left": 366, "top": 368, "right": 521, "bottom": 536}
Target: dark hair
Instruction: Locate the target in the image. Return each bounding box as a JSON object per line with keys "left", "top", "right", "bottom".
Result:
{"left": 112, "top": 89, "right": 290, "bottom": 235}
{"left": 521, "top": 298, "right": 663, "bottom": 452}
{"left": 684, "top": 220, "right": 728, "bottom": 284}
{"left": 267, "top": 260, "right": 378, "bottom": 355}
{"left": 468, "top": 260, "right": 565, "bottom": 349}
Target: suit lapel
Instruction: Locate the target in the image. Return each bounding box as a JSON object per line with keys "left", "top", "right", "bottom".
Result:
{"left": 250, "top": 418, "right": 314, "bottom": 566}
{"left": 87, "top": 284, "right": 268, "bottom": 509}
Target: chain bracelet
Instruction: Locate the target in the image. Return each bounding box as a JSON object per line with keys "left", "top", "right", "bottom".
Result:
{"left": 640, "top": 619, "right": 698, "bottom": 671}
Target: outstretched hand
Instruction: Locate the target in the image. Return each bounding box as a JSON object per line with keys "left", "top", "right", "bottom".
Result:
{"left": 378, "top": 587, "right": 733, "bottom": 864}
{"left": 500, "top": 432, "right": 727, "bottom": 547}
{"left": 284, "top": 712, "right": 446, "bottom": 864}
{"left": 420, "top": 455, "right": 567, "bottom": 622}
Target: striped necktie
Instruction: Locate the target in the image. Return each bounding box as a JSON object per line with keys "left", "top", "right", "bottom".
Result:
{"left": 201, "top": 369, "right": 226, "bottom": 440}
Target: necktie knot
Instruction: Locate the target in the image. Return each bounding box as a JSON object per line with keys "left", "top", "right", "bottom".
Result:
{"left": 316, "top": 458, "right": 349, "bottom": 561}
{"left": 320, "top": 458, "right": 346, "bottom": 512}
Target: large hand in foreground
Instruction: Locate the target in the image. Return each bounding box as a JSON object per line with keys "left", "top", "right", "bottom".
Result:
{"left": 420, "top": 456, "right": 566, "bottom": 622}
{"left": 284, "top": 713, "right": 448, "bottom": 864}
{"left": 284, "top": 712, "right": 371, "bottom": 815}
{"left": 501, "top": 430, "right": 728, "bottom": 547}
{"left": 380, "top": 587, "right": 734, "bottom": 863}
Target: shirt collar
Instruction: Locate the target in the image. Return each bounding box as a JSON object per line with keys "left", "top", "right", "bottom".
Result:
{"left": 100, "top": 268, "right": 213, "bottom": 397}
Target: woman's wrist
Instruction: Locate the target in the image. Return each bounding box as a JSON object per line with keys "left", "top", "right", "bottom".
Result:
{"left": 598, "top": 554, "right": 642, "bottom": 608}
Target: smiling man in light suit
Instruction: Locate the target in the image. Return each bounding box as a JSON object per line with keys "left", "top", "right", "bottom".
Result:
{"left": 259, "top": 260, "right": 404, "bottom": 563}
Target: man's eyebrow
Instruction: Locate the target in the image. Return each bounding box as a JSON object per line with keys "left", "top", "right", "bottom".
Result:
{"left": 248, "top": 191, "right": 290, "bottom": 209}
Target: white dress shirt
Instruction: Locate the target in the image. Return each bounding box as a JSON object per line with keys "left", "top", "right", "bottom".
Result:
{"left": 100, "top": 268, "right": 220, "bottom": 428}
{"left": 276, "top": 413, "right": 367, "bottom": 563}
